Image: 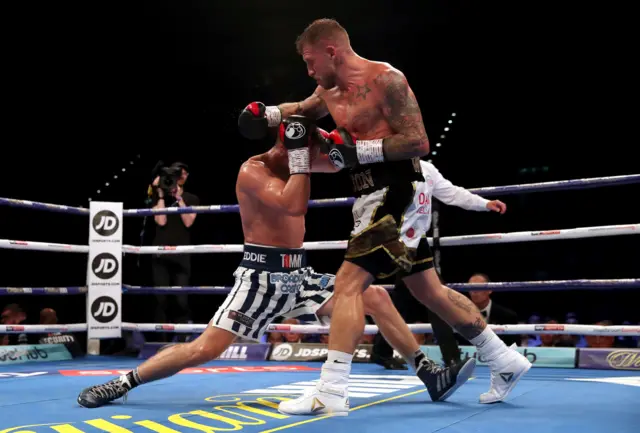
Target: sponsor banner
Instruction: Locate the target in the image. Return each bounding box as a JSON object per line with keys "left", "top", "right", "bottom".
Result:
{"left": 0, "top": 344, "right": 72, "bottom": 365}
{"left": 268, "top": 343, "right": 575, "bottom": 368}
{"left": 578, "top": 348, "right": 640, "bottom": 371}
{"left": 139, "top": 342, "right": 270, "bottom": 361}
{"left": 420, "top": 345, "right": 576, "bottom": 368}
{"left": 269, "top": 343, "right": 374, "bottom": 362}
{"left": 59, "top": 365, "right": 318, "bottom": 376}
{"left": 87, "top": 201, "right": 123, "bottom": 339}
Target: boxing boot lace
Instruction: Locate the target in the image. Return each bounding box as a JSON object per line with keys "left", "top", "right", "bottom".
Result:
{"left": 77, "top": 377, "right": 129, "bottom": 408}
{"left": 416, "top": 356, "right": 476, "bottom": 402}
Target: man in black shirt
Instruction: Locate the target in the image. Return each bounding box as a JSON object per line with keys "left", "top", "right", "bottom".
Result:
{"left": 151, "top": 163, "right": 199, "bottom": 331}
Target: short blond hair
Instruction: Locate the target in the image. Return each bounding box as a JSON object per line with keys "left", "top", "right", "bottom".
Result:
{"left": 295, "top": 18, "right": 350, "bottom": 54}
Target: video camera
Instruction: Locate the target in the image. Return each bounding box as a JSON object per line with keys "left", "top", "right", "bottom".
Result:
{"left": 151, "top": 161, "right": 189, "bottom": 197}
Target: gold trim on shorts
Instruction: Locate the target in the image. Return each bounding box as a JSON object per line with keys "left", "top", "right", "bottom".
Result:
{"left": 345, "top": 215, "right": 413, "bottom": 273}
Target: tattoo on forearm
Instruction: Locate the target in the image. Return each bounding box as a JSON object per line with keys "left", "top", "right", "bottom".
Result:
{"left": 454, "top": 317, "right": 486, "bottom": 340}
{"left": 447, "top": 289, "right": 475, "bottom": 314}
{"left": 373, "top": 71, "right": 429, "bottom": 161}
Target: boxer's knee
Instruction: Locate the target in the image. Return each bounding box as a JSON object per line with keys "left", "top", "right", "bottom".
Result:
{"left": 363, "top": 285, "right": 392, "bottom": 317}
{"left": 188, "top": 326, "right": 236, "bottom": 365}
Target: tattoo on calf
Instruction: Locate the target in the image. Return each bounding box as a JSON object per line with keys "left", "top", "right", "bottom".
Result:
{"left": 455, "top": 317, "right": 486, "bottom": 340}
{"left": 447, "top": 289, "right": 475, "bottom": 314}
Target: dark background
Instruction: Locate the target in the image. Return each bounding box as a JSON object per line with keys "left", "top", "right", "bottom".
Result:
{"left": 1, "top": 1, "right": 638, "bottom": 335}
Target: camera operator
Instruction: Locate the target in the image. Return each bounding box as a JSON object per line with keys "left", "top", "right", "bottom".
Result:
{"left": 150, "top": 162, "right": 199, "bottom": 338}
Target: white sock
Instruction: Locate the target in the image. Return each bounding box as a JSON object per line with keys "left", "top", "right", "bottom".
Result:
{"left": 469, "top": 327, "right": 508, "bottom": 363}
{"left": 320, "top": 350, "right": 352, "bottom": 385}
{"left": 327, "top": 349, "right": 353, "bottom": 365}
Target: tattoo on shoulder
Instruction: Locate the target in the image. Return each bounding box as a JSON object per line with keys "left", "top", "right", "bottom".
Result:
{"left": 371, "top": 70, "right": 428, "bottom": 161}
{"left": 374, "top": 70, "right": 425, "bottom": 131}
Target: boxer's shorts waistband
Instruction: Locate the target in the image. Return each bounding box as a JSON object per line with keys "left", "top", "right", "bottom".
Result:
{"left": 239, "top": 243, "right": 307, "bottom": 272}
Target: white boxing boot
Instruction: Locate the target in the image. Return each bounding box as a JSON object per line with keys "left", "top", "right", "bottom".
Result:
{"left": 278, "top": 357, "right": 350, "bottom": 416}
{"left": 479, "top": 343, "right": 531, "bottom": 404}
{"left": 278, "top": 379, "right": 349, "bottom": 416}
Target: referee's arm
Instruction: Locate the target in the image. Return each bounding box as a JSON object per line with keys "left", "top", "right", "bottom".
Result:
{"left": 427, "top": 164, "right": 489, "bottom": 211}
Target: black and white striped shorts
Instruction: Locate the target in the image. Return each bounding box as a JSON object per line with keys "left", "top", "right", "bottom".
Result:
{"left": 211, "top": 265, "right": 335, "bottom": 341}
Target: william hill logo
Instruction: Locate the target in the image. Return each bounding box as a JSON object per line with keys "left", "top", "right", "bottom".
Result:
{"left": 606, "top": 350, "right": 640, "bottom": 370}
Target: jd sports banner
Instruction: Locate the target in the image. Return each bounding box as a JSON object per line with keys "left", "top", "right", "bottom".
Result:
{"left": 87, "top": 202, "right": 123, "bottom": 339}
{"left": 269, "top": 343, "right": 375, "bottom": 362}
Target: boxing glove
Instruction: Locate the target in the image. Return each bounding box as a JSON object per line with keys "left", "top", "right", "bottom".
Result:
{"left": 281, "top": 115, "right": 315, "bottom": 174}
{"left": 238, "top": 102, "right": 282, "bottom": 140}
{"left": 317, "top": 128, "right": 385, "bottom": 169}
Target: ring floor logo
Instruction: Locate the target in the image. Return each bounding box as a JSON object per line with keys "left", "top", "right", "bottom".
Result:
{"left": 92, "top": 210, "right": 119, "bottom": 236}
{"left": 91, "top": 296, "right": 118, "bottom": 323}
{"left": 91, "top": 253, "right": 119, "bottom": 279}
{"left": 0, "top": 394, "right": 303, "bottom": 433}
{"left": 0, "top": 377, "right": 425, "bottom": 433}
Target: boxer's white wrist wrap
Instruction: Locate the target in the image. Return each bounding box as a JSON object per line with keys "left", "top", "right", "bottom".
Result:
{"left": 265, "top": 106, "right": 282, "bottom": 127}
{"left": 356, "top": 139, "right": 385, "bottom": 164}
{"left": 288, "top": 148, "right": 310, "bottom": 174}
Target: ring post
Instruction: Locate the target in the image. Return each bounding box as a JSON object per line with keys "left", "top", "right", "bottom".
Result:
{"left": 86, "top": 201, "right": 123, "bottom": 354}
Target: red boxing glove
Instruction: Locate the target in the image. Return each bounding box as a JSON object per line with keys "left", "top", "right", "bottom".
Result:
{"left": 238, "top": 102, "right": 282, "bottom": 140}
{"left": 317, "top": 127, "right": 330, "bottom": 139}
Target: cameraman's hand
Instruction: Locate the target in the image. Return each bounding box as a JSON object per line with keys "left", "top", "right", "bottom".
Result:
{"left": 175, "top": 186, "right": 184, "bottom": 204}
{"left": 152, "top": 176, "right": 165, "bottom": 199}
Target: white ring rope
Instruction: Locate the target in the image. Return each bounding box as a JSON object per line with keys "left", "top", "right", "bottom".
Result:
{"left": 0, "top": 223, "right": 637, "bottom": 254}
{"left": 1, "top": 322, "right": 638, "bottom": 336}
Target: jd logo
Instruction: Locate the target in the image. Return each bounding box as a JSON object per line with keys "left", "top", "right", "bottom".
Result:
{"left": 92, "top": 210, "right": 119, "bottom": 236}
{"left": 92, "top": 253, "right": 119, "bottom": 279}
{"left": 91, "top": 296, "right": 118, "bottom": 323}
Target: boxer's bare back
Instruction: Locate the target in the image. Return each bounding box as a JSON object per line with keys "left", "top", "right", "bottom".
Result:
{"left": 236, "top": 140, "right": 337, "bottom": 248}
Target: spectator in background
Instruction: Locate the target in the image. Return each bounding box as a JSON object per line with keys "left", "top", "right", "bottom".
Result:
{"left": 267, "top": 332, "right": 284, "bottom": 345}
{"left": 150, "top": 162, "right": 199, "bottom": 341}
{"left": 539, "top": 319, "right": 561, "bottom": 347}
{"left": 282, "top": 318, "right": 302, "bottom": 343}
{"left": 0, "top": 304, "right": 31, "bottom": 345}
{"left": 526, "top": 314, "right": 543, "bottom": 347}
{"left": 615, "top": 321, "right": 639, "bottom": 348}
{"left": 586, "top": 320, "right": 615, "bottom": 348}
{"left": 556, "top": 312, "right": 585, "bottom": 347}
{"left": 467, "top": 273, "right": 519, "bottom": 347}
{"left": 37, "top": 308, "right": 82, "bottom": 357}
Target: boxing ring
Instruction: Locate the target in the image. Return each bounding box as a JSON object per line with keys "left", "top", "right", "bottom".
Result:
{"left": 1, "top": 174, "right": 639, "bottom": 433}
